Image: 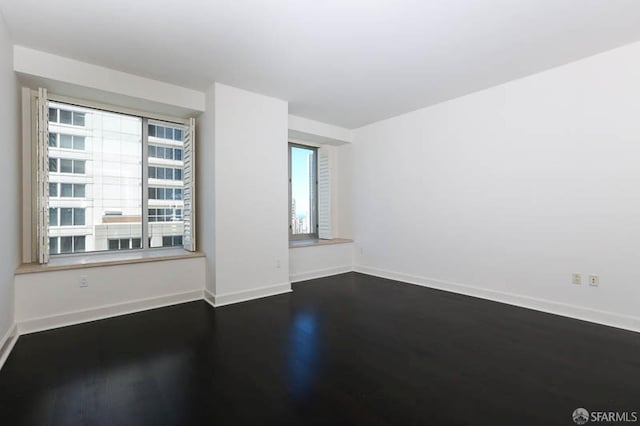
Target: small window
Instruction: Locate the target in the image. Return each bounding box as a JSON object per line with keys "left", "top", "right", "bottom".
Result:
{"left": 60, "top": 159, "right": 73, "bottom": 173}
{"left": 48, "top": 108, "right": 58, "bottom": 123}
{"left": 60, "top": 236, "right": 73, "bottom": 253}
{"left": 49, "top": 182, "right": 58, "bottom": 197}
{"left": 74, "top": 160, "right": 85, "bottom": 174}
{"left": 51, "top": 207, "right": 85, "bottom": 226}
{"left": 49, "top": 133, "right": 57, "bottom": 147}
{"left": 49, "top": 208, "right": 58, "bottom": 226}
{"left": 72, "top": 112, "right": 85, "bottom": 126}
{"left": 73, "top": 136, "right": 85, "bottom": 150}
{"left": 60, "top": 134, "right": 73, "bottom": 149}
{"left": 107, "top": 237, "right": 140, "bottom": 250}
{"left": 49, "top": 158, "right": 58, "bottom": 173}
{"left": 61, "top": 183, "right": 73, "bottom": 197}
{"left": 162, "top": 235, "right": 183, "bottom": 247}
{"left": 49, "top": 237, "right": 58, "bottom": 254}
{"left": 60, "top": 208, "right": 73, "bottom": 226}
{"left": 74, "top": 184, "right": 85, "bottom": 198}
{"left": 74, "top": 236, "right": 86, "bottom": 252}
{"left": 175, "top": 149, "right": 182, "bottom": 161}
{"left": 74, "top": 208, "right": 85, "bottom": 226}
{"left": 60, "top": 110, "right": 72, "bottom": 124}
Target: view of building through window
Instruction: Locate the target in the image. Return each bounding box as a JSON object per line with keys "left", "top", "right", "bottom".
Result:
{"left": 48, "top": 101, "right": 185, "bottom": 254}
{"left": 290, "top": 144, "right": 317, "bottom": 237}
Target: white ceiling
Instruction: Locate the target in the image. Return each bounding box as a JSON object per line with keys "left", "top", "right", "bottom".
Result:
{"left": 2, "top": 0, "right": 640, "bottom": 128}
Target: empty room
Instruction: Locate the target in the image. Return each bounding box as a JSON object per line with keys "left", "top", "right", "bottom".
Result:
{"left": 0, "top": 1, "right": 639, "bottom": 425}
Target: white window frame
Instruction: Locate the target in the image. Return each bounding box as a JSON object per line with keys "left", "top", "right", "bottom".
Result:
{"left": 23, "top": 89, "right": 196, "bottom": 264}
{"left": 288, "top": 142, "right": 318, "bottom": 240}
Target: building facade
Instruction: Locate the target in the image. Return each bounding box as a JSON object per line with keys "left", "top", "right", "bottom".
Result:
{"left": 48, "top": 102, "right": 184, "bottom": 254}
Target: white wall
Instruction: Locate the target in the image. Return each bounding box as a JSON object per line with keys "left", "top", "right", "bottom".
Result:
{"left": 335, "top": 143, "right": 354, "bottom": 239}
{"left": 15, "top": 257, "right": 205, "bottom": 333}
{"left": 14, "top": 46, "right": 205, "bottom": 117}
{"left": 288, "top": 114, "right": 353, "bottom": 145}
{"left": 0, "top": 13, "right": 19, "bottom": 346}
{"left": 197, "top": 84, "right": 216, "bottom": 295}
{"left": 353, "top": 40, "right": 640, "bottom": 330}
{"left": 213, "top": 83, "right": 291, "bottom": 300}
{"left": 289, "top": 243, "right": 353, "bottom": 282}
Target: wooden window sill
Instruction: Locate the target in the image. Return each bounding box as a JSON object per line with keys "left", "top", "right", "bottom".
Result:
{"left": 15, "top": 249, "right": 205, "bottom": 275}
{"left": 289, "top": 238, "right": 353, "bottom": 249}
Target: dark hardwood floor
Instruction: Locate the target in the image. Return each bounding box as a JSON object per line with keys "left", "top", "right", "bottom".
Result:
{"left": 1, "top": 272, "right": 639, "bottom": 425}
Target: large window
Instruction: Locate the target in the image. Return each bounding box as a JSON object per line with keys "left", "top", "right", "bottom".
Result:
{"left": 289, "top": 143, "right": 318, "bottom": 239}
{"left": 37, "top": 98, "right": 194, "bottom": 259}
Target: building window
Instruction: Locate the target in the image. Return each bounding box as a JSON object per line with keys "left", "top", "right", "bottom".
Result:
{"left": 49, "top": 107, "right": 85, "bottom": 127}
{"left": 108, "top": 238, "right": 142, "bottom": 250}
{"left": 162, "top": 235, "right": 183, "bottom": 247}
{"left": 149, "top": 145, "right": 183, "bottom": 160}
{"left": 148, "top": 125, "right": 183, "bottom": 141}
{"left": 35, "top": 99, "right": 194, "bottom": 259}
{"left": 49, "top": 236, "right": 86, "bottom": 254}
{"left": 148, "top": 208, "right": 183, "bottom": 222}
{"left": 148, "top": 187, "right": 182, "bottom": 200}
{"left": 49, "top": 133, "right": 85, "bottom": 150}
{"left": 49, "top": 207, "right": 85, "bottom": 226}
{"left": 49, "top": 183, "right": 85, "bottom": 198}
{"left": 49, "top": 158, "right": 86, "bottom": 174}
{"left": 148, "top": 166, "right": 183, "bottom": 181}
{"left": 289, "top": 143, "right": 318, "bottom": 239}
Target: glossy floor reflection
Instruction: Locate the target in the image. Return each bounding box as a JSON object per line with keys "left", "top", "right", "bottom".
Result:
{"left": 1, "top": 272, "right": 639, "bottom": 425}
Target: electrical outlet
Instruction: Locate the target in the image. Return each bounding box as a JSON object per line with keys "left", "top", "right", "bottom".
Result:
{"left": 589, "top": 274, "right": 599, "bottom": 287}
{"left": 79, "top": 275, "right": 88, "bottom": 288}
{"left": 572, "top": 273, "right": 582, "bottom": 285}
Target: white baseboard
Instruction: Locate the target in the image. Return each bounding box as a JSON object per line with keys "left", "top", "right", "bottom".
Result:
{"left": 354, "top": 265, "right": 640, "bottom": 334}
{"left": 205, "top": 282, "right": 292, "bottom": 307}
{"left": 17, "top": 289, "right": 204, "bottom": 335}
{"left": 290, "top": 265, "right": 352, "bottom": 283}
{"left": 0, "top": 323, "right": 18, "bottom": 371}
{"left": 203, "top": 288, "right": 215, "bottom": 308}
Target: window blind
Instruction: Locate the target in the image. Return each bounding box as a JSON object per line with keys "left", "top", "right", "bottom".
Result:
{"left": 36, "top": 88, "right": 50, "bottom": 264}
{"left": 182, "top": 117, "right": 196, "bottom": 251}
{"left": 317, "top": 147, "right": 332, "bottom": 240}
